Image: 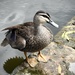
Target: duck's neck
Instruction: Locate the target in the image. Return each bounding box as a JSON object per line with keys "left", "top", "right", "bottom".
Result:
{"left": 34, "top": 23, "right": 42, "bottom": 27}
{"left": 33, "top": 22, "right": 43, "bottom": 34}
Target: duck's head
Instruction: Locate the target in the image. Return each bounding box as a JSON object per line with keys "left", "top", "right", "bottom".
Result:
{"left": 33, "top": 10, "right": 59, "bottom": 28}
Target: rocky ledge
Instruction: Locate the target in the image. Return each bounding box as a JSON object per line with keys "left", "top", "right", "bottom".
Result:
{"left": 11, "top": 42, "right": 75, "bottom": 75}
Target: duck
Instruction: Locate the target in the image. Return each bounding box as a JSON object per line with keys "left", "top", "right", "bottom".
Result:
{"left": 1, "top": 10, "right": 59, "bottom": 67}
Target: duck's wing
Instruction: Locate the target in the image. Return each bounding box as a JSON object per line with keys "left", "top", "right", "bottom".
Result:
{"left": 2, "top": 22, "right": 34, "bottom": 31}
{"left": 1, "top": 22, "right": 34, "bottom": 47}
{"left": 2, "top": 22, "right": 34, "bottom": 36}
{"left": 2, "top": 22, "right": 34, "bottom": 34}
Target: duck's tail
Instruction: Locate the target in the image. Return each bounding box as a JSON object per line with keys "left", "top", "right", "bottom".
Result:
{"left": 1, "top": 38, "right": 8, "bottom": 46}
{"left": 1, "top": 28, "right": 16, "bottom": 47}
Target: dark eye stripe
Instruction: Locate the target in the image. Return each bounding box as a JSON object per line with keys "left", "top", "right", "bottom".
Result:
{"left": 41, "top": 15, "right": 50, "bottom": 20}
{"left": 46, "top": 13, "right": 50, "bottom": 17}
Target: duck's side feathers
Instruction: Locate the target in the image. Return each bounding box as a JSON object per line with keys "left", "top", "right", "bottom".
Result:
{"left": 6, "top": 29, "right": 16, "bottom": 42}
{"left": 1, "top": 38, "right": 8, "bottom": 46}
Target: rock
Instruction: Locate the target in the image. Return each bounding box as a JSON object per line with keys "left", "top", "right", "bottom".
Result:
{"left": 11, "top": 42, "right": 75, "bottom": 75}
{"left": 54, "top": 16, "right": 75, "bottom": 48}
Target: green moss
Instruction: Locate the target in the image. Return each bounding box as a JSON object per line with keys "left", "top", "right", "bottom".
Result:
{"left": 14, "top": 68, "right": 46, "bottom": 75}
{"left": 28, "top": 69, "right": 44, "bottom": 75}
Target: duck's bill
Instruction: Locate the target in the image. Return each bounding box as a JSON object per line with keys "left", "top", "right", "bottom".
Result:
{"left": 48, "top": 19, "right": 59, "bottom": 28}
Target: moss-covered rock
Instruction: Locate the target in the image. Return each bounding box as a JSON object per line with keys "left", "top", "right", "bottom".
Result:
{"left": 10, "top": 42, "right": 75, "bottom": 75}
{"left": 54, "top": 16, "right": 75, "bottom": 48}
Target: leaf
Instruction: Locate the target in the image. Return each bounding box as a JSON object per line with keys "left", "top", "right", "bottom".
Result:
{"left": 3, "top": 57, "right": 24, "bottom": 74}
